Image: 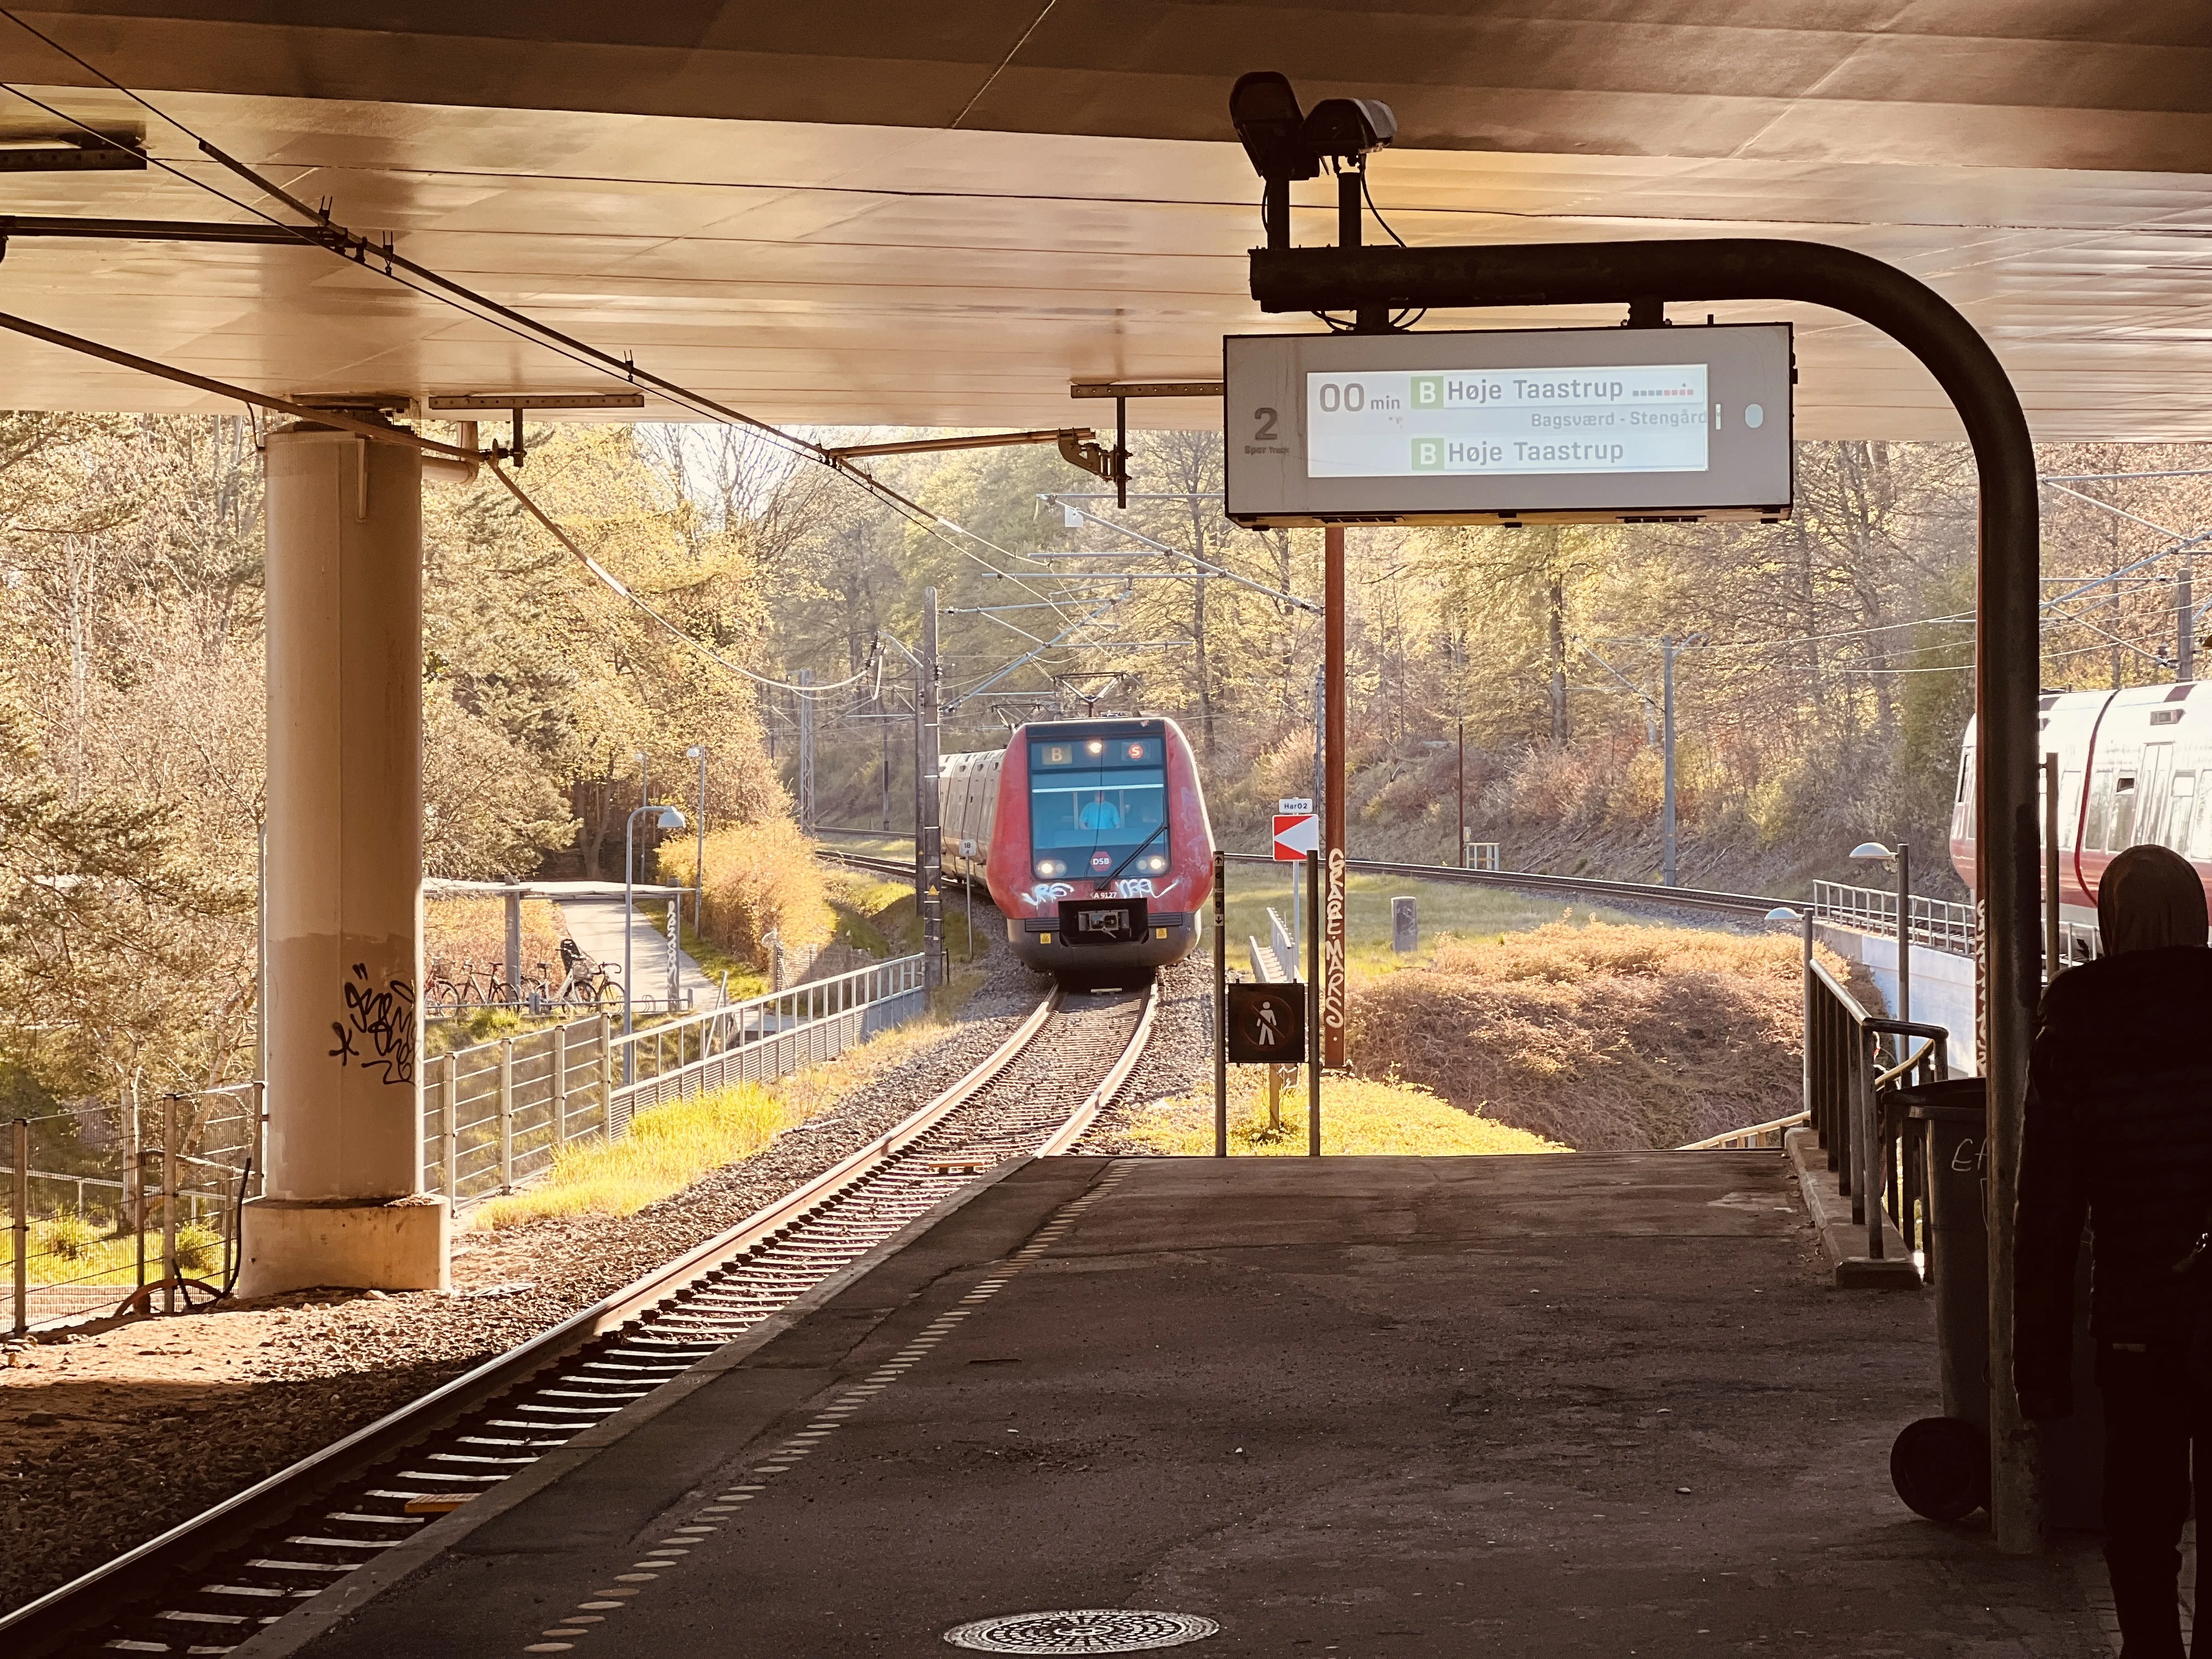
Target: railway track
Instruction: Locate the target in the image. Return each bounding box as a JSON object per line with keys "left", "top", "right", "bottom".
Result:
{"left": 3, "top": 983, "right": 1158, "bottom": 1658}
{"left": 819, "top": 842, "right": 1785, "bottom": 919}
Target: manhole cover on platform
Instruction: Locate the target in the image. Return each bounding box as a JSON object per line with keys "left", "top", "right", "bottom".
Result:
{"left": 943, "top": 1609, "right": 1220, "bottom": 1653}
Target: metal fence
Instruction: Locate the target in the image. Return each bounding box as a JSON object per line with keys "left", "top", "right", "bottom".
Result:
{"left": 1810, "top": 879, "right": 1978, "bottom": 955}
{"left": 423, "top": 952, "right": 927, "bottom": 1209}
{"left": 8, "top": 1082, "right": 263, "bottom": 1335}
{"left": 1804, "top": 941, "right": 1951, "bottom": 1265}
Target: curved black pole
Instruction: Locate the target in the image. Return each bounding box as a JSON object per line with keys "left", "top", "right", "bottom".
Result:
{"left": 1252, "top": 237, "right": 2040, "bottom": 1550}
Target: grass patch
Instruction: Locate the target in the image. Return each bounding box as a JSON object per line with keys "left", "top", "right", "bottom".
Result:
{"left": 470, "top": 1015, "right": 960, "bottom": 1229}
{"left": 2, "top": 1221, "right": 225, "bottom": 1287}
{"left": 1124, "top": 1073, "right": 1566, "bottom": 1156}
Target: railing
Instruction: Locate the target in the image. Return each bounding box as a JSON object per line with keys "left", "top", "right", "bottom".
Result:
{"left": 1810, "top": 879, "right": 1978, "bottom": 955}
{"left": 7, "top": 1082, "right": 264, "bottom": 1334}
{"left": 1677, "top": 1111, "right": 1808, "bottom": 1151}
{"left": 1805, "top": 950, "right": 1951, "bottom": 1263}
{"left": 421, "top": 952, "right": 927, "bottom": 1209}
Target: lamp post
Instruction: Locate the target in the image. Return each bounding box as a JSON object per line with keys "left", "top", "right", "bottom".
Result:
{"left": 1849, "top": 839, "right": 1910, "bottom": 1026}
{"left": 635, "top": 751, "right": 648, "bottom": 814}
{"left": 685, "top": 745, "right": 707, "bottom": 930}
{"left": 625, "top": 803, "right": 688, "bottom": 1081}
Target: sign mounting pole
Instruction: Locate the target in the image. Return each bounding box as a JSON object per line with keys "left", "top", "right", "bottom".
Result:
{"left": 1323, "top": 524, "right": 1348, "bottom": 1071}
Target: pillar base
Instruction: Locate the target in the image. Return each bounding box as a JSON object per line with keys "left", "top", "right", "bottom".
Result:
{"left": 236, "top": 1195, "right": 450, "bottom": 1297}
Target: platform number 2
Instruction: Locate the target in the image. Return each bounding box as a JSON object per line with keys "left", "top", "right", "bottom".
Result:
{"left": 1252, "top": 407, "right": 1278, "bottom": 441}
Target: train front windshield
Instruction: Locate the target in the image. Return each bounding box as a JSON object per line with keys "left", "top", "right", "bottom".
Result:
{"left": 1028, "top": 736, "right": 1169, "bottom": 879}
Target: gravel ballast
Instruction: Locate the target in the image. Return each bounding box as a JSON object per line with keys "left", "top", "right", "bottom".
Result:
{"left": 0, "top": 930, "right": 1057, "bottom": 1617}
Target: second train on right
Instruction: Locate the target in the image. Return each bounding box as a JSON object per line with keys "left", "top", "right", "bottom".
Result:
{"left": 1954, "top": 683, "right": 2212, "bottom": 958}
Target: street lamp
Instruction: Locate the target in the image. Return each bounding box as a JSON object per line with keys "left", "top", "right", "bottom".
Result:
{"left": 625, "top": 803, "right": 687, "bottom": 1079}
{"left": 1849, "top": 839, "right": 1910, "bottom": 1025}
{"left": 685, "top": 744, "right": 707, "bottom": 930}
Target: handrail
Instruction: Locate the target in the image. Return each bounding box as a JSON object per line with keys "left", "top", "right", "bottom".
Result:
{"left": 1677, "top": 1110, "right": 1809, "bottom": 1151}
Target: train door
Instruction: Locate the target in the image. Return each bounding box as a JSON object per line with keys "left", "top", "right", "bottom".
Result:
{"left": 2135, "top": 743, "right": 2174, "bottom": 848}
{"left": 2165, "top": 769, "right": 2196, "bottom": 853}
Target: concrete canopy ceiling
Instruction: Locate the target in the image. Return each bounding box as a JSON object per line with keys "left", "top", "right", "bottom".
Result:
{"left": 0, "top": 4, "right": 2205, "bottom": 438}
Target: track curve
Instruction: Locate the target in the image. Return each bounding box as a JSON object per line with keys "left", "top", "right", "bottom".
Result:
{"left": 4, "top": 984, "right": 1156, "bottom": 1658}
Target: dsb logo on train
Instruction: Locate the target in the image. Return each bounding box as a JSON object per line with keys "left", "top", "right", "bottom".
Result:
{"left": 1059, "top": 898, "right": 1149, "bottom": 944}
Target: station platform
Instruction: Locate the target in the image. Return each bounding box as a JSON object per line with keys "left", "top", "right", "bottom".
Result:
{"left": 259, "top": 1155, "right": 2108, "bottom": 1659}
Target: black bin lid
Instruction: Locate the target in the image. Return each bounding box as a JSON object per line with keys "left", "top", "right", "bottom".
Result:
{"left": 1895, "top": 1076, "right": 1987, "bottom": 1124}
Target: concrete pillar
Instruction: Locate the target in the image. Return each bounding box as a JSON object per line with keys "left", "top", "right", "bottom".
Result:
{"left": 239, "top": 421, "right": 447, "bottom": 1296}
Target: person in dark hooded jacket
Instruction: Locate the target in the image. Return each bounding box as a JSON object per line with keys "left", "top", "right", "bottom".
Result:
{"left": 2017, "top": 842, "right": 2212, "bottom": 1658}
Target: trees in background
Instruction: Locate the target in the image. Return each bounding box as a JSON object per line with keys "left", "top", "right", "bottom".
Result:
{"left": 761, "top": 431, "right": 2212, "bottom": 899}
{"left": 0, "top": 416, "right": 792, "bottom": 1117}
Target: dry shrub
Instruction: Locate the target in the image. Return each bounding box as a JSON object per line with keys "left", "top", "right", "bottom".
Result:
{"left": 1348, "top": 921, "right": 1833, "bottom": 1150}
{"left": 659, "top": 821, "right": 833, "bottom": 971}
{"left": 424, "top": 896, "right": 569, "bottom": 979}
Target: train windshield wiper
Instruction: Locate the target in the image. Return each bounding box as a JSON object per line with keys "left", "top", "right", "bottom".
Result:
{"left": 1102, "top": 822, "right": 1166, "bottom": 887}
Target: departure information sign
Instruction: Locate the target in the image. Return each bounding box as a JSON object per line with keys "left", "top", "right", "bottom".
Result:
{"left": 1225, "top": 324, "right": 1791, "bottom": 527}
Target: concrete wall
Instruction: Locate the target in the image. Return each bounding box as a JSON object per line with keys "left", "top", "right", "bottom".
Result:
{"left": 1814, "top": 923, "right": 1979, "bottom": 1076}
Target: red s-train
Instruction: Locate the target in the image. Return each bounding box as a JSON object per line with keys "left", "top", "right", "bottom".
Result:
{"left": 939, "top": 717, "right": 1215, "bottom": 978}
{"left": 1954, "top": 683, "right": 2212, "bottom": 958}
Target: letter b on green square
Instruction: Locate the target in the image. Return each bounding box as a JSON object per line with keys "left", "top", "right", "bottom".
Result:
{"left": 1412, "top": 375, "right": 1443, "bottom": 409}
{"left": 1412, "top": 438, "right": 1443, "bottom": 471}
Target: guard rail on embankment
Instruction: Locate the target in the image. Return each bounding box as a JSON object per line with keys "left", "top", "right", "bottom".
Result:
{"left": 421, "top": 953, "right": 927, "bottom": 1209}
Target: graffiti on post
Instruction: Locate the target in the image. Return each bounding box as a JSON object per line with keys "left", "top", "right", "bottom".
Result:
{"left": 1323, "top": 845, "right": 1348, "bottom": 1067}
{"left": 330, "top": 962, "right": 417, "bottom": 1085}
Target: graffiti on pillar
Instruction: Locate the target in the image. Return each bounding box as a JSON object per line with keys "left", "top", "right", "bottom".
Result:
{"left": 330, "top": 963, "right": 417, "bottom": 1085}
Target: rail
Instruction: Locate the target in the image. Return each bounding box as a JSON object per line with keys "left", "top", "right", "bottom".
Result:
{"left": 4, "top": 983, "right": 1156, "bottom": 1656}
{"left": 421, "top": 953, "right": 926, "bottom": 1208}
{"left": 1676, "top": 1111, "right": 1808, "bottom": 1151}
{"left": 1809, "top": 879, "right": 1978, "bottom": 954}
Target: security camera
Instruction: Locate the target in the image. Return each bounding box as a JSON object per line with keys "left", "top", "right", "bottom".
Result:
{"left": 1302, "top": 97, "right": 1397, "bottom": 163}
{"left": 1229, "top": 70, "right": 1318, "bottom": 182}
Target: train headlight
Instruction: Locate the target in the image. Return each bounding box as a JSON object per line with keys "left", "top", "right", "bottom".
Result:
{"left": 1086, "top": 739, "right": 1104, "bottom": 755}
{"left": 1035, "top": 858, "right": 1063, "bottom": 877}
{"left": 1143, "top": 854, "right": 1169, "bottom": 873}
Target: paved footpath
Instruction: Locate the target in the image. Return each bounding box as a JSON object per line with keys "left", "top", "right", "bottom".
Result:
{"left": 256, "top": 1154, "right": 2114, "bottom": 1659}
{"left": 557, "top": 896, "right": 721, "bottom": 1009}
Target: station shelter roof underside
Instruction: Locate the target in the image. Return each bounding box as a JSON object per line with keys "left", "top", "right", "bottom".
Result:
{"left": 0, "top": 4, "right": 2207, "bottom": 440}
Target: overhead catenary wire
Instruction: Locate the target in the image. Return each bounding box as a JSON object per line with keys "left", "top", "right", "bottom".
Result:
{"left": 0, "top": 15, "right": 1092, "bottom": 630}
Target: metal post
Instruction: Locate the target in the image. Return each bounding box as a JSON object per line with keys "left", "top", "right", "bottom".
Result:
{"left": 919, "top": 591, "right": 946, "bottom": 988}
{"left": 2181, "top": 558, "right": 2196, "bottom": 684}
{"left": 2044, "top": 754, "right": 2062, "bottom": 975}
{"left": 1861, "top": 1031, "right": 1883, "bottom": 1259}
{"left": 623, "top": 809, "right": 637, "bottom": 1082}
{"left": 797, "top": 668, "right": 815, "bottom": 835}
{"left": 1801, "top": 913, "right": 1816, "bottom": 1120}
{"left": 503, "top": 888, "right": 522, "bottom": 1005}
{"left": 691, "top": 744, "right": 708, "bottom": 929}
{"left": 1307, "top": 848, "right": 1323, "bottom": 1155}
{"left": 1456, "top": 718, "right": 1466, "bottom": 868}
{"left": 11, "top": 1118, "right": 26, "bottom": 1338}
{"left": 1895, "top": 840, "right": 1911, "bottom": 1028}
{"left": 553, "top": 1023, "right": 569, "bottom": 1149}
{"left": 498, "top": 1037, "right": 515, "bottom": 1191}
{"left": 1661, "top": 636, "right": 1678, "bottom": 887}
{"left": 161, "top": 1099, "right": 177, "bottom": 1313}
{"left": 1323, "top": 526, "right": 1347, "bottom": 1070}
{"left": 441, "top": 1059, "right": 458, "bottom": 1200}
{"left": 1213, "top": 849, "right": 1227, "bottom": 1159}
{"left": 1249, "top": 232, "right": 2043, "bottom": 1551}
{"left": 599, "top": 1011, "right": 615, "bottom": 1137}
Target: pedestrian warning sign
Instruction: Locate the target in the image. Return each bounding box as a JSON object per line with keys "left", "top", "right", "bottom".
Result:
{"left": 1226, "top": 983, "right": 1305, "bottom": 1064}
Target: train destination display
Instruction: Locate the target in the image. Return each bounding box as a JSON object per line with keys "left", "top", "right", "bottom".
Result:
{"left": 1224, "top": 324, "right": 1792, "bottom": 527}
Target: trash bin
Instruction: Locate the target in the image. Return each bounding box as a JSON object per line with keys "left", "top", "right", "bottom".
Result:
{"left": 1905, "top": 1078, "right": 1990, "bottom": 1426}
{"left": 1887, "top": 1078, "right": 1991, "bottom": 1521}
{"left": 1887, "top": 1076, "right": 2101, "bottom": 1530}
